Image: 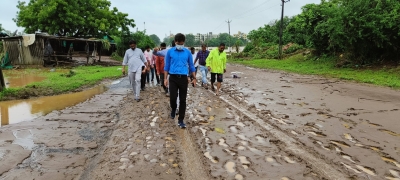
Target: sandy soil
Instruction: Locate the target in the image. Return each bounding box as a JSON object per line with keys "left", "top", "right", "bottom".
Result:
{"left": 0, "top": 63, "right": 399, "bottom": 180}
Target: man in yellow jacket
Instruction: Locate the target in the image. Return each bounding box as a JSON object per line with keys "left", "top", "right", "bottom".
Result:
{"left": 206, "top": 43, "right": 227, "bottom": 96}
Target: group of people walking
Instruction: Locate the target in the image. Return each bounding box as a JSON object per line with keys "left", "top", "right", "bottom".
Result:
{"left": 122, "top": 33, "right": 227, "bottom": 128}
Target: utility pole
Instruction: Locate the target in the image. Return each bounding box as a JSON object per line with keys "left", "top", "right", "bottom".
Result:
{"left": 279, "top": 0, "right": 290, "bottom": 59}
{"left": 226, "top": 19, "right": 232, "bottom": 53}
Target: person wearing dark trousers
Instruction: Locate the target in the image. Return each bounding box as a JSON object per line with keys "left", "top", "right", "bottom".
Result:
{"left": 140, "top": 66, "right": 146, "bottom": 91}
{"left": 206, "top": 43, "right": 227, "bottom": 96}
{"left": 164, "top": 33, "right": 197, "bottom": 129}
{"left": 155, "top": 43, "right": 168, "bottom": 94}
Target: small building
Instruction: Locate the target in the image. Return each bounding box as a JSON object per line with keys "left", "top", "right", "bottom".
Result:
{"left": 1, "top": 33, "right": 105, "bottom": 66}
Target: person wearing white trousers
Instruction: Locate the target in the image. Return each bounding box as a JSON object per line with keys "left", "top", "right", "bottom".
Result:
{"left": 122, "top": 40, "right": 147, "bottom": 102}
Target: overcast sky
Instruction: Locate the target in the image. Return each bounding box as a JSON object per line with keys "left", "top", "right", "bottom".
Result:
{"left": 0, "top": 0, "right": 320, "bottom": 39}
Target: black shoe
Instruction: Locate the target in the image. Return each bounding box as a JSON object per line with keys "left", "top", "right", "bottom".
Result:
{"left": 170, "top": 110, "right": 176, "bottom": 119}
{"left": 178, "top": 121, "right": 186, "bottom": 128}
{"left": 141, "top": 88, "right": 145, "bottom": 91}
{"left": 136, "top": 99, "right": 141, "bottom": 102}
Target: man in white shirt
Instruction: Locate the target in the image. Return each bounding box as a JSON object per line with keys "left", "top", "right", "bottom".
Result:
{"left": 122, "top": 40, "right": 148, "bottom": 102}
{"left": 144, "top": 46, "right": 154, "bottom": 85}
{"left": 190, "top": 47, "right": 199, "bottom": 76}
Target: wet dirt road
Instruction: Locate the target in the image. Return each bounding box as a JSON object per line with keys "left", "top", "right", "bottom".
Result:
{"left": 0, "top": 64, "right": 399, "bottom": 180}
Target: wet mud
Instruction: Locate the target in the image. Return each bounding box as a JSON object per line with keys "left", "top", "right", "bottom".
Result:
{"left": 221, "top": 64, "right": 400, "bottom": 180}
{"left": 0, "top": 64, "right": 399, "bottom": 179}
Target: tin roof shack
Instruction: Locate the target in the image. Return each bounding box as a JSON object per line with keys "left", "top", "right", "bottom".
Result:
{"left": 0, "top": 34, "right": 103, "bottom": 67}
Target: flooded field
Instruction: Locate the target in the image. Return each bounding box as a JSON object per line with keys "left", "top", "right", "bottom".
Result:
{"left": 0, "top": 85, "right": 107, "bottom": 127}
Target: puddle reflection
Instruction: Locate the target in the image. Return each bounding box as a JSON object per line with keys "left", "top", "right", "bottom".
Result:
{"left": 0, "top": 85, "right": 107, "bottom": 127}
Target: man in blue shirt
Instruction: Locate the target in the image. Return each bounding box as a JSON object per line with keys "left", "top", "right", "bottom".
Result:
{"left": 164, "top": 33, "right": 197, "bottom": 128}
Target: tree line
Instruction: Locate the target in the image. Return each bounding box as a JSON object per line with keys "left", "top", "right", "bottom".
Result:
{"left": 163, "top": 33, "right": 248, "bottom": 48}
{"left": 246, "top": 0, "right": 400, "bottom": 65}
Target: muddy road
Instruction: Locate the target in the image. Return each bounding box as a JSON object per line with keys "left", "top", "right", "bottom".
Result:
{"left": 0, "top": 64, "right": 399, "bottom": 180}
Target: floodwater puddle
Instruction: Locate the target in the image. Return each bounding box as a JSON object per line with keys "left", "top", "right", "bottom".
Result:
{"left": 3, "top": 68, "right": 69, "bottom": 88}
{"left": 238, "top": 156, "right": 250, "bottom": 165}
{"left": 247, "top": 146, "right": 264, "bottom": 155}
{"left": 199, "top": 127, "right": 207, "bottom": 136}
{"left": 12, "top": 129, "right": 35, "bottom": 150}
{"left": 255, "top": 135, "right": 269, "bottom": 145}
{"left": 3, "top": 70, "right": 46, "bottom": 88}
{"left": 341, "top": 153, "right": 356, "bottom": 163}
{"left": 330, "top": 140, "right": 351, "bottom": 148}
{"left": 229, "top": 125, "right": 238, "bottom": 133}
{"left": 381, "top": 156, "right": 400, "bottom": 168}
{"left": 341, "top": 162, "right": 361, "bottom": 174}
{"left": 283, "top": 156, "right": 296, "bottom": 164}
{"left": 379, "top": 129, "right": 400, "bottom": 137}
{"left": 0, "top": 85, "right": 107, "bottom": 127}
{"left": 236, "top": 134, "right": 248, "bottom": 141}
{"left": 389, "top": 169, "right": 400, "bottom": 178}
{"left": 356, "top": 165, "right": 376, "bottom": 176}
{"left": 204, "top": 152, "right": 218, "bottom": 163}
{"left": 218, "top": 138, "right": 229, "bottom": 147}
{"left": 344, "top": 133, "right": 356, "bottom": 143}
{"left": 235, "top": 174, "right": 244, "bottom": 180}
{"left": 225, "top": 161, "right": 236, "bottom": 173}
{"left": 223, "top": 149, "right": 236, "bottom": 156}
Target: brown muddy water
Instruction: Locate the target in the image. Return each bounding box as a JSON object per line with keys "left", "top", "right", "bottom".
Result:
{"left": 2, "top": 69, "right": 68, "bottom": 88}
{"left": 0, "top": 85, "right": 107, "bottom": 127}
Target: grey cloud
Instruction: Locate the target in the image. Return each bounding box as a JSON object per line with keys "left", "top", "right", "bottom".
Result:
{"left": 0, "top": 0, "right": 321, "bottom": 38}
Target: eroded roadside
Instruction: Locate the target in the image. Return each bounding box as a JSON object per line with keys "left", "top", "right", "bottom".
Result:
{"left": 0, "top": 79, "right": 128, "bottom": 179}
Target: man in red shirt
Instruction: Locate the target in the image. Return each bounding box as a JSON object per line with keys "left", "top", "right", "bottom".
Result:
{"left": 155, "top": 43, "right": 168, "bottom": 95}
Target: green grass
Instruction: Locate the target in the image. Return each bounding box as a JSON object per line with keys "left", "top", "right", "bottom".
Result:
{"left": 230, "top": 54, "right": 400, "bottom": 88}
{"left": 0, "top": 66, "right": 122, "bottom": 100}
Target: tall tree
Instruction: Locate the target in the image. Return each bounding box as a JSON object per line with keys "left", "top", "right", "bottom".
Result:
{"left": 149, "top": 34, "right": 161, "bottom": 46}
{"left": 185, "top": 34, "right": 196, "bottom": 47}
{"left": 14, "top": 0, "right": 135, "bottom": 37}
{"left": 132, "top": 31, "right": 155, "bottom": 50}
{"left": 0, "top": 24, "right": 4, "bottom": 32}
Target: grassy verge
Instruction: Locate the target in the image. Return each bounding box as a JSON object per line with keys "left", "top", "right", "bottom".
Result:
{"left": 230, "top": 54, "right": 400, "bottom": 88}
{"left": 0, "top": 66, "right": 123, "bottom": 100}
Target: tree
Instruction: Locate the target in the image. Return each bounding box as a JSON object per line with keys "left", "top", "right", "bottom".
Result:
{"left": 149, "top": 34, "right": 160, "bottom": 46}
{"left": 0, "top": 24, "right": 4, "bottom": 32}
{"left": 163, "top": 36, "right": 174, "bottom": 46}
{"left": 131, "top": 31, "right": 155, "bottom": 50}
{"left": 14, "top": 0, "right": 135, "bottom": 37}
{"left": 218, "top": 33, "right": 230, "bottom": 45}
{"left": 185, "top": 34, "right": 196, "bottom": 47}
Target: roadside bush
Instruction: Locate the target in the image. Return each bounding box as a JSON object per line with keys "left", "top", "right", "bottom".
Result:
{"left": 111, "top": 52, "right": 123, "bottom": 61}
{"left": 246, "top": 0, "right": 400, "bottom": 65}
{"left": 243, "top": 43, "right": 254, "bottom": 53}
{"left": 284, "top": 44, "right": 304, "bottom": 54}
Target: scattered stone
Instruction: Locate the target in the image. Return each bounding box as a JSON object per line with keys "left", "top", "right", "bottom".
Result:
{"left": 120, "top": 158, "right": 129, "bottom": 163}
